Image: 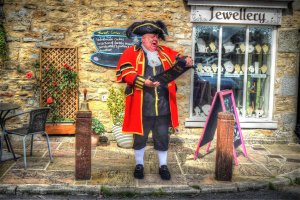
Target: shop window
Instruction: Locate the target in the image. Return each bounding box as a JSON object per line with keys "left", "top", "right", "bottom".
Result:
{"left": 190, "top": 25, "right": 275, "bottom": 127}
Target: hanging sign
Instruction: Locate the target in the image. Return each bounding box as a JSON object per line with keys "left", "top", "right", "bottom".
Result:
{"left": 191, "top": 6, "right": 282, "bottom": 25}
{"left": 193, "top": 90, "right": 248, "bottom": 165}
{"left": 91, "top": 28, "right": 140, "bottom": 68}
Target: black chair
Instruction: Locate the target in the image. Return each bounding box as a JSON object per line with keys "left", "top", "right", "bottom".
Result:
{"left": 3, "top": 107, "right": 53, "bottom": 169}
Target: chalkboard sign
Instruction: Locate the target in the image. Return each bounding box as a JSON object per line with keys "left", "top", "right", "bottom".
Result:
{"left": 193, "top": 90, "right": 247, "bottom": 165}
{"left": 90, "top": 28, "right": 141, "bottom": 68}
{"left": 221, "top": 93, "right": 242, "bottom": 149}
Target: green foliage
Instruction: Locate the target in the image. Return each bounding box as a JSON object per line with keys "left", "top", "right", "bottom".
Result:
{"left": 151, "top": 188, "right": 166, "bottom": 197}
{"left": 117, "top": 191, "right": 139, "bottom": 198}
{"left": 60, "top": 66, "right": 78, "bottom": 90}
{"left": 92, "top": 118, "right": 105, "bottom": 135}
{"left": 191, "top": 184, "right": 200, "bottom": 189}
{"left": 100, "top": 186, "right": 111, "bottom": 196}
{"left": 0, "top": 23, "right": 7, "bottom": 60}
{"left": 294, "top": 177, "right": 300, "bottom": 185}
{"left": 106, "top": 86, "right": 125, "bottom": 126}
{"left": 268, "top": 182, "right": 276, "bottom": 190}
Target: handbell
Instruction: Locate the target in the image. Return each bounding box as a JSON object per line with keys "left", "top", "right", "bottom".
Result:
{"left": 80, "top": 89, "right": 90, "bottom": 111}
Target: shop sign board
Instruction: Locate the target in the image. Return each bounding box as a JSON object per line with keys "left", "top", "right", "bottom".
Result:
{"left": 191, "top": 6, "right": 282, "bottom": 25}
{"left": 91, "top": 28, "right": 140, "bottom": 68}
{"left": 194, "top": 90, "right": 247, "bottom": 165}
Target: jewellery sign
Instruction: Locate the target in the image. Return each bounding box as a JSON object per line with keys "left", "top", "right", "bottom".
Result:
{"left": 91, "top": 28, "right": 140, "bottom": 68}
{"left": 191, "top": 6, "right": 282, "bottom": 25}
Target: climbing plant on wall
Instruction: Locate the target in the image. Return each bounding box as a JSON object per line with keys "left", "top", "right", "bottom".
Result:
{"left": 40, "top": 47, "right": 79, "bottom": 122}
{"left": 0, "top": 23, "right": 7, "bottom": 61}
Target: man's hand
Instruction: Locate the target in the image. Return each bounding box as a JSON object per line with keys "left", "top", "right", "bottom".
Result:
{"left": 144, "top": 79, "right": 160, "bottom": 87}
{"left": 185, "top": 56, "right": 193, "bottom": 67}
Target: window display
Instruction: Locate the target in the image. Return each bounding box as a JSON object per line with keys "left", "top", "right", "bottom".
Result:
{"left": 193, "top": 26, "right": 219, "bottom": 121}
{"left": 246, "top": 26, "right": 272, "bottom": 119}
{"left": 192, "top": 25, "right": 274, "bottom": 122}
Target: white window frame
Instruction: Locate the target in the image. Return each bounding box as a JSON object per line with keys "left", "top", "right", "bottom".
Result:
{"left": 185, "top": 23, "right": 278, "bottom": 129}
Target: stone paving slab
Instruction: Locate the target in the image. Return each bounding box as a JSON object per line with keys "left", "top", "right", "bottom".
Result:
{"left": 16, "top": 184, "right": 101, "bottom": 195}
{"left": 88, "top": 171, "right": 135, "bottom": 186}
{"left": 11, "top": 157, "right": 51, "bottom": 170}
{"left": 52, "top": 149, "right": 75, "bottom": 158}
{"left": 264, "top": 144, "right": 300, "bottom": 154}
{"left": 235, "top": 179, "right": 269, "bottom": 191}
{"left": 11, "top": 149, "right": 47, "bottom": 158}
{"left": 1, "top": 170, "right": 75, "bottom": 185}
{"left": 47, "top": 157, "right": 75, "bottom": 171}
{"left": 233, "top": 163, "right": 273, "bottom": 177}
{"left": 137, "top": 174, "right": 187, "bottom": 187}
{"left": 0, "top": 136, "right": 299, "bottom": 196}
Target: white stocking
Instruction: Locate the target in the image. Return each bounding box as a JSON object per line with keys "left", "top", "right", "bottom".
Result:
{"left": 157, "top": 150, "right": 168, "bottom": 167}
{"left": 134, "top": 147, "right": 145, "bottom": 166}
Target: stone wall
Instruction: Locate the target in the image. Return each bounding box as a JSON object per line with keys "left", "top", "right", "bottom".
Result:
{"left": 0, "top": 0, "right": 299, "bottom": 143}
{"left": 273, "top": 3, "right": 300, "bottom": 142}
{"left": 0, "top": 0, "right": 192, "bottom": 133}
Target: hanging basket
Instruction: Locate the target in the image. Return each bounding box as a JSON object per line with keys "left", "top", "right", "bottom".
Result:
{"left": 112, "top": 125, "right": 133, "bottom": 148}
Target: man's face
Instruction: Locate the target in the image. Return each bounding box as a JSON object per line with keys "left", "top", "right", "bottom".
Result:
{"left": 142, "top": 33, "right": 159, "bottom": 52}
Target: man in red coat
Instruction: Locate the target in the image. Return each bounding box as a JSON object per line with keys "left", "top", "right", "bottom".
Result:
{"left": 116, "top": 20, "right": 193, "bottom": 180}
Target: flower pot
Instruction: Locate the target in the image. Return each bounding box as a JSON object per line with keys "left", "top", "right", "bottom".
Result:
{"left": 45, "top": 123, "right": 76, "bottom": 135}
{"left": 91, "top": 133, "right": 99, "bottom": 147}
{"left": 112, "top": 125, "right": 133, "bottom": 148}
{"left": 99, "top": 135, "right": 109, "bottom": 146}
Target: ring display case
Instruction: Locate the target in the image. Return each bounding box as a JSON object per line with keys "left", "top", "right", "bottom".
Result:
{"left": 262, "top": 44, "right": 269, "bottom": 54}
{"left": 234, "top": 64, "right": 241, "bottom": 74}
{"left": 248, "top": 44, "right": 255, "bottom": 53}
{"left": 224, "top": 61, "right": 234, "bottom": 73}
{"left": 196, "top": 38, "right": 207, "bottom": 53}
{"left": 211, "top": 63, "right": 218, "bottom": 73}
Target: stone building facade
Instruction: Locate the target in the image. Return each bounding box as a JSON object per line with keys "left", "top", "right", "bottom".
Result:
{"left": 0, "top": 0, "right": 299, "bottom": 143}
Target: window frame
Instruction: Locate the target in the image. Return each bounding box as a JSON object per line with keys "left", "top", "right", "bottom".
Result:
{"left": 185, "top": 23, "right": 278, "bottom": 129}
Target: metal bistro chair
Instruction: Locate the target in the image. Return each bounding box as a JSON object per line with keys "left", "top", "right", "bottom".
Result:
{"left": 3, "top": 107, "right": 53, "bottom": 169}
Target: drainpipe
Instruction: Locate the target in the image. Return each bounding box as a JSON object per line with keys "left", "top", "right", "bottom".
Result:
{"left": 295, "top": 32, "right": 300, "bottom": 142}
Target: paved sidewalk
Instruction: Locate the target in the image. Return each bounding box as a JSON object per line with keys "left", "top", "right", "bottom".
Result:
{"left": 0, "top": 133, "right": 299, "bottom": 196}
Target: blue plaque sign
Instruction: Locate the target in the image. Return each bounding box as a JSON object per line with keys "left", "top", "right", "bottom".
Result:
{"left": 91, "top": 28, "right": 140, "bottom": 68}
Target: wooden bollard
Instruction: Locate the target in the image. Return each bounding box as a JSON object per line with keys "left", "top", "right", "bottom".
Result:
{"left": 75, "top": 111, "right": 92, "bottom": 180}
{"left": 75, "top": 89, "right": 92, "bottom": 179}
{"left": 215, "top": 112, "right": 234, "bottom": 181}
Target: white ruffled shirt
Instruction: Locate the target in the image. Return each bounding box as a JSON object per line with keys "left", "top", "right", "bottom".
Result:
{"left": 142, "top": 44, "right": 162, "bottom": 68}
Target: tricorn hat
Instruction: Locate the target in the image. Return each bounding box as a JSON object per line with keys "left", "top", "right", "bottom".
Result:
{"left": 126, "top": 20, "right": 168, "bottom": 40}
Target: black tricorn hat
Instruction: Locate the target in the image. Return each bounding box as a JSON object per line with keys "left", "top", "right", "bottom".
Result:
{"left": 126, "top": 20, "right": 168, "bottom": 40}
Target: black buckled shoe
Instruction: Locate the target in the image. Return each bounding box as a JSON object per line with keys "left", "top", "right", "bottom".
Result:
{"left": 134, "top": 164, "right": 144, "bottom": 179}
{"left": 159, "top": 165, "right": 171, "bottom": 180}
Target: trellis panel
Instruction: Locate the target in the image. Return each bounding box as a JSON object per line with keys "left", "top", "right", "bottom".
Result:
{"left": 40, "top": 47, "right": 78, "bottom": 121}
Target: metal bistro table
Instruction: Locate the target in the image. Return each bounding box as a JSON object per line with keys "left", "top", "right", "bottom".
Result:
{"left": 0, "top": 102, "right": 20, "bottom": 162}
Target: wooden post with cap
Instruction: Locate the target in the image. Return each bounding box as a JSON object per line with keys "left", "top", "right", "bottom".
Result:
{"left": 75, "top": 89, "right": 92, "bottom": 180}
{"left": 215, "top": 112, "right": 234, "bottom": 181}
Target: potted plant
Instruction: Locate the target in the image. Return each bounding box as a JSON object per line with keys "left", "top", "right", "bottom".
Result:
{"left": 106, "top": 86, "right": 133, "bottom": 148}
{"left": 91, "top": 117, "right": 108, "bottom": 146}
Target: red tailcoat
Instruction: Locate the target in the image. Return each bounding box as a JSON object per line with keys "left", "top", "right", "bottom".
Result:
{"left": 116, "top": 44, "right": 179, "bottom": 136}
